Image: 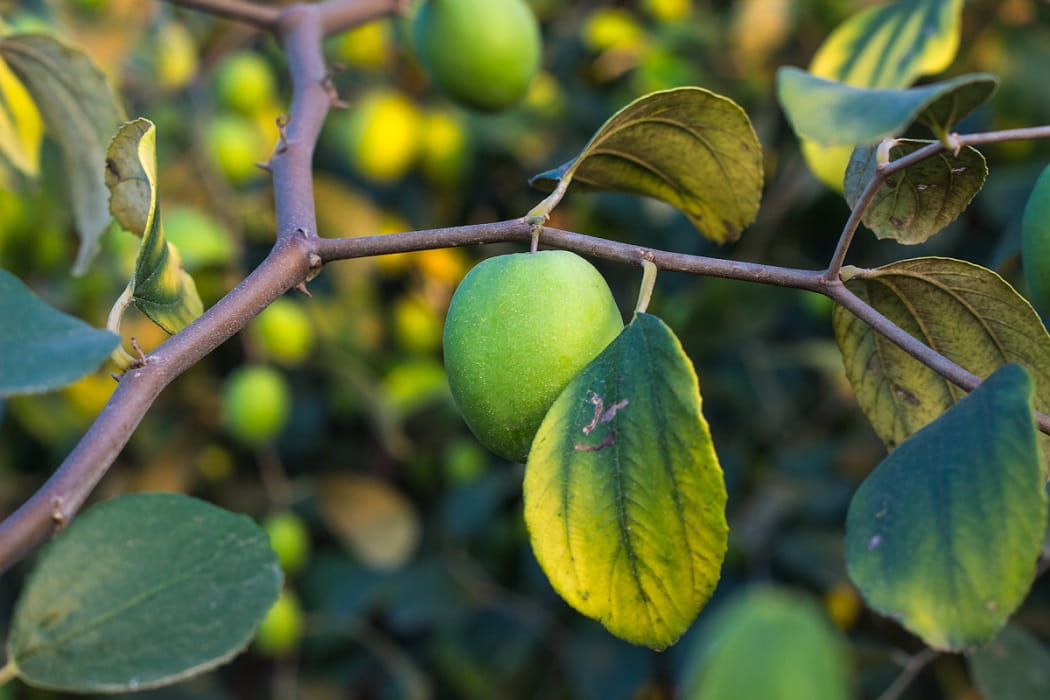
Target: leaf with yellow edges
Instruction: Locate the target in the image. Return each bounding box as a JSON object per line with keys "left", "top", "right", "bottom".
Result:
{"left": 105, "top": 119, "right": 202, "bottom": 335}
{"left": 524, "top": 313, "right": 727, "bottom": 649}
{"left": 798, "top": 0, "right": 964, "bottom": 190}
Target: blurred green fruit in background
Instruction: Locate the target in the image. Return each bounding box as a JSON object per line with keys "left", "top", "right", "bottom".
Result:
{"left": 222, "top": 365, "right": 291, "bottom": 446}
{"left": 162, "top": 206, "right": 235, "bottom": 271}
{"left": 214, "top": 50, "right": 277, "bottom": 116}
{"left": 442, "top": 251, "right": 623, "bottom": 462}
{"left": 263, "top": 511, "right": 311, "bottom": 576}
{"left": 254, "top": 589, "right": 304, "bottom": 656}
{"left": 251, "top": 297, "right": 316, "bottom": 366}
{"left": 346, "top": 89, "right": 421, "bottom": 184}
{"left": 411, "top": 0, "right": 541, "bottom": 112}
{"left": 206, "top": 114, "right": 266, "bottom": 184}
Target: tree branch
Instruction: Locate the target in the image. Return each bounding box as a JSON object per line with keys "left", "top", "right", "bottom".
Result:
{"left": 824, "top": 125, "right": 1050, "bottom": 280}
{"left": 163, "top": 0, "right": 281, "bottom": 28}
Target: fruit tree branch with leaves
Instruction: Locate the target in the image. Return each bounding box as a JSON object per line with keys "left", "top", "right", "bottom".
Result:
{"left": 2, "top": 0, "right": 1050, "bottom": 696}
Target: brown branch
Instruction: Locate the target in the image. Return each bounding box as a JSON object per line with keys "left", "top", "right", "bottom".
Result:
{"left": 2, "top": 0, "right": 1049, "bottom": 575}
{"left": 163, "top": 0, "right": 281, "bottom": 28}
{"left": 876, "top": 648, "right": 939, "bottom": 700}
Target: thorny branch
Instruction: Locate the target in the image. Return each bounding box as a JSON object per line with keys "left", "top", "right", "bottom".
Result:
{"left": 1, "top": 0, "right": 1049, "bottom": 575}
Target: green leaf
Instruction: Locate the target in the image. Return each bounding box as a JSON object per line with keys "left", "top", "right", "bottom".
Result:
{"left": 105, "top": 118, "right": 203, "bottom": 334}
{"left": 7, "top": 493, "right": 282, "bottom": 692}
{"left": 842, "top": 139, "right": 987, "bottom": 245}
{"left": 798, "top": 0, "right": 965, "bottom": 190}
{"left": 680, "top": 587, "right": 852, "bottom": 700}
{"left": 777, "top": 69, "right": 997, "bottom": 147}
{"left": 968, "top": 625, "right": 1050, "bottom": 700}
{"left": 530, "top": 87, "right": 762, "bottom": 244}
{"left": 523, "top": 313, "right": 728, "bottom": 650}
{"left": 0, "top": 268, "right": 119, "bottom": 397}
{"left": 0, "top": 34, "right": 125, "bottom": 274}
{"left": 1021, "top": 165, "right": 1050, "bottom": 317}
{"left": 833, "top": 257, "right": 1050, "bottom": 473}
{"left": 845, "top": 364, "right": 1047, "bottom": 651}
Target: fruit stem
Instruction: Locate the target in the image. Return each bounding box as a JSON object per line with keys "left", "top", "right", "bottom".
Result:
{"left": 0, "top": 659, "right": 18, "bottom": 685}
{"left": 524, "top": 177, "right": 571, "bottom": 226}
{"left": 107, "top": 280, "right": 138, "bottom": 370}
{"left": 635, "top": 259, "right": 658, "bottom": 314}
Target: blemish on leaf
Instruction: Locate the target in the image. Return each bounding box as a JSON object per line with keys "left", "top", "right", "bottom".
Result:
{"left": 951, "top": 166, "right": 968, "bottom": 174}
{"left": 575, "top": 430, "right": 616, "bottom": 452}
{"left": 868, "top": 534, "right": 881, "bottom": 550}
{"left": 582, "top": 393, "right": 629, "bottom": 435}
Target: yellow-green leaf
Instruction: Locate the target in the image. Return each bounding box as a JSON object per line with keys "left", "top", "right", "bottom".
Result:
{"left": 800, "top": 0, "right": 964, "bottom": 190}
{"left": 524, "top": 313, "right": 728, "bottom": 649}
{"left": 843, "top": 139, "right": 987, "bottom": 245}
{"left": 845, "top": 365, "right": 1046, "bottom": 651}
{"left": 833, "top": 257, "right": 1050, "bottom": 473}
{"left": 105, "top": 118, "right": 202, "bottom": 334}
{"left": 0, "top": 55, "right": 42, "bottom": 176}
{"left": 530, "top": 87, "right": 762, "bottom": 244}
{"left": 0, "top": 34, "right": 125, "bottom": 273}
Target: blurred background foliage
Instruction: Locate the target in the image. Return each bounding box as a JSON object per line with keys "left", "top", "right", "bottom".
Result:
{"left": 1, "top": 0, "right": 1049, "bottom": 698}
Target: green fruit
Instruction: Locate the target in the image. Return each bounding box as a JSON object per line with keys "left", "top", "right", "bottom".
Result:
{"left": 442, "top": 251, "right": 623, "bottom": 462}
{"left": 206, "top": 114, "right": 265, "bottom": 184}
{"left": 411, "top": 0, "right": 542, "bottom": 112}
{"left": 214, "top": 51, "right": 276, "bottom": 116}
{"left": 162, "top": 206, "right": 235, "bottom": 271}
{"left": 1022, "top": 164, "right": 1050, "bottom": 317}
{"left": 254, "top": 589, "right": 304, "bottom": 656}
{"left": 251, "top": 297, "right": 315, "bottom": 366}
{"left": 264, "top": 511, "right": 311, "bottom": 575}
{"left": 222, "top": 365, "right": 291, "bottom": 446}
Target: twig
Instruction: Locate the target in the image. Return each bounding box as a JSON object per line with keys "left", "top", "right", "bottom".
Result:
{"left": 163, "top": 0, "right": 281, "bottom": 28}
{"left": 824, "top": 125, "right": 1050, "bottom": 280}
{"left": 876, "top": 648, "right": 939, "bottom": 700}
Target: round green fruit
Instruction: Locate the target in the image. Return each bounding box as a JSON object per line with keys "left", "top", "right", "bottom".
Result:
{"left": 254, "top": 589, "right": 304, "bottom": 656}
{"left": 1022, "top": 164, "right": 1050, "bottom": 317}
{"left": 442, "top": 251, "right": 623, "bottom": 462}
{"left": 411, "top": 0, "right": 542, "bottom": 112}
{"left": 264, "top": 511, "right": 311, "bottom": 576}
{"left": 214, "top": 51, "right": 277, "bottom": 116}
{"left": 222, "top": 365, "right": 291, "bottom": 446}
{"left": 251, "top": 297, "right": 316, "bottom": 366}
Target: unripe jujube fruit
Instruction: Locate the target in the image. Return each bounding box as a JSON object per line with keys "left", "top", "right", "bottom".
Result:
{"left": 442, "top": 251, "right": 623, "bottom": 462}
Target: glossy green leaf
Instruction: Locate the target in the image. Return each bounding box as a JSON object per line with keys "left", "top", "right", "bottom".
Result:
{"left": 833, "top": 257, "right": 1050, "bottom": 472}
{"left": 1021, "top": 165, "right": 1050, "bottom": 317}
{"left": 799, "top": 0, "right": 964, "bottom": 190}
{"left": 968, "top": 625, "right": 1050, "bottom": 700}
{"left": 843, "top": 139, "right": 987, "bottom": 245}
{"left": 778, "top": 69, "right": 997, "bottom": 147}
{"left": 0, "top": 34, "right": 125, "bottom": 274}
{"left": 680, "top": 587, "right": 851, "bottom": 700}
{"left": 530, "top": 87, "right": 762, "bottom": 244}
{"left": 7, "top": 493, "right": 282, "bottom": 692}
{"left": 0, "top": 268, "right": 119, "bottom": 397}
{"left": 105, "top": 118, "right": 203, "bottom": 334}
{"left": 845, "top": 364, "right": 1046, "bottom": 651}
{"left": 523, "top": 313, "right": 728, "bottom": 650}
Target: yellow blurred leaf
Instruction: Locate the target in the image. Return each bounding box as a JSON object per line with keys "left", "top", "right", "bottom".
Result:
{"left": 318, "top": 474, "right": 421, "bottom": 571}
{"left": 0, "top": 56, "right": 43, "bottom": 176}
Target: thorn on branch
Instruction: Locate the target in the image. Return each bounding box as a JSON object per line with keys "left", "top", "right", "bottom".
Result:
{"left": 254, "top": 160, "right": 273, "bottom": 173}
{"left": 129, "top": 337, "right": 148, "bottom": 369}
{"left": 51, "top": 498, "right": 67, "bottom": 531}
{"left": 322, "top": 67, "right": 349, "bottom": 109}
{"left": 275, "top": 114, "right": 291, "bottom": 154}
{"left": 295, "top": 281, "right": 313, "bottom": 297}
{"left": 110, "top": 371, "right": 122, "bottom": 383}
